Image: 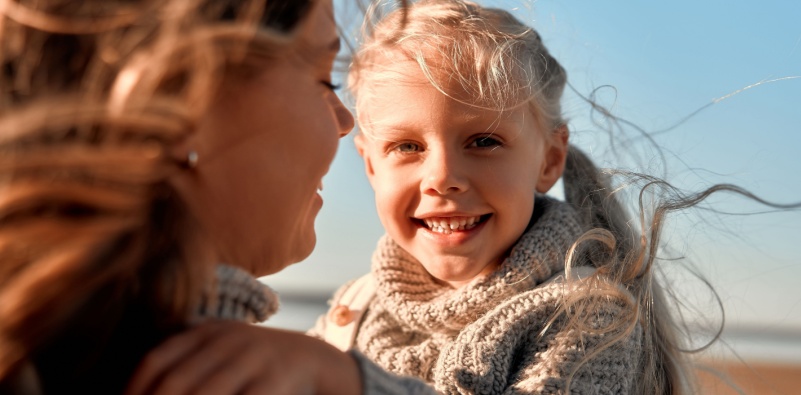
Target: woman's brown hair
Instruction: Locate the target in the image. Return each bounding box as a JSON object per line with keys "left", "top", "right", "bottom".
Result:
{"left": 0, "top": 0, "right": 313, "bottom": 392}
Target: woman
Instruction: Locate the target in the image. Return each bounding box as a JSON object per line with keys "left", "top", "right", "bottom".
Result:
{"left": 0, "top": 0, "right": 376, "bottom": 393}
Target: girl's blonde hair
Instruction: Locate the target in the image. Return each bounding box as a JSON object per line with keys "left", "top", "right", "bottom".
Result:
{"left": 351, "top": 0, "right": 566, "bottom": 134}
{"left": 349, "top": 1, "right": 700, "bottom": 393}
{"left": 0, "top": 0, "right": 313, "bottom": 391}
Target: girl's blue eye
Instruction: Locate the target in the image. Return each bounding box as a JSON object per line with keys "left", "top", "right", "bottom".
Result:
{"left": 322, "top": 81, "right": 341, "bottom": 91}
{"left": 395, "top": 142, "right": 420, "bottom": 152}
{"left": 471, "top": 136, "right": 501, "bottom": 148}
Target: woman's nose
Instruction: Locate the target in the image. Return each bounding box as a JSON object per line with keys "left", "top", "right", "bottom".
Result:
{"left": 420, "top": 148, "right": 468, "bottom": 195}
{"left": 332, "top": 95, "right": 354, "bottom": 138}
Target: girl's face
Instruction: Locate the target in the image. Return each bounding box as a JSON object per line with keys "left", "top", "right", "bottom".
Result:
{"left": 175, "top": 0, "right": 353, "bottom": 276}
{"left": 356, "top": 59, "right": 566, "bottom": 288}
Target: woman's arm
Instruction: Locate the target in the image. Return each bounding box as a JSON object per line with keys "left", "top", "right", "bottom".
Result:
{"left": 126, "top": 320, "right": 437, "bottom": 395}
{"left": 125, "top": 321, "right": 360, "bottom": 395}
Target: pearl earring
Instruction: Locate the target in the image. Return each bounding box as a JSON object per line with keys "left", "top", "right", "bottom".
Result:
{"left": 184, "top": 151, "right": 199, "bottom": 169}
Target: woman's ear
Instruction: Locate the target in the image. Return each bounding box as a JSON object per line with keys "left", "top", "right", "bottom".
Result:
{"left": 536, "top": 124, "right": 569, "bottom": 193}
{"left": 354, "top": 133, "right": 375, "bottom": 179}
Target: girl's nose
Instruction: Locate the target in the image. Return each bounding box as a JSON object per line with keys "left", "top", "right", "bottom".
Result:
{"left": 420, "top": 148, "right": 468, "bottom": 195}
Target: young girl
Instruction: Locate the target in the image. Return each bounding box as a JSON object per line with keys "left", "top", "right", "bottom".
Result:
{"left": 312, "top": 0, "right": 693, "bottom": 393}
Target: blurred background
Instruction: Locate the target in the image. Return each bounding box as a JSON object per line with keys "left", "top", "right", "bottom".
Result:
{"left": 264, "top": 1, "right": 801, "bottom": 393}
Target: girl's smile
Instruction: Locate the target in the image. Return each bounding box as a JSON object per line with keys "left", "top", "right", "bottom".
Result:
{"left": 415, "top": 214, "right": 490, "bottom": 234}
{"left": 414, "top": 213, "right": 493, "bottom": 249}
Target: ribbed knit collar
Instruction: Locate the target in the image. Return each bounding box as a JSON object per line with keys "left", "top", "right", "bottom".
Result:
{"left": 371, "top": 197, "right": 585, "bottom": 333}
{"left": 196, "top": 264, "right": 280, "bottom": 323}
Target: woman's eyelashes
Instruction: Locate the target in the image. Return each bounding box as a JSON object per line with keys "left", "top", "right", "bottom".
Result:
{"left": 321, "top": 80, "right": 341, "bottom": 91}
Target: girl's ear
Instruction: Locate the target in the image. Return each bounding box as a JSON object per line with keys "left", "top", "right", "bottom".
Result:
{"left": 536, "top": 124, "right": 569, "bottom": 193}
{"left": 354, "top": 133, "right": 376, "bottom": 179}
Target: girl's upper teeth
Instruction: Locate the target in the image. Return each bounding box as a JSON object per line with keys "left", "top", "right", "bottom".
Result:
{"left": 423, "top": 216, "right": 483, "bottom": 233}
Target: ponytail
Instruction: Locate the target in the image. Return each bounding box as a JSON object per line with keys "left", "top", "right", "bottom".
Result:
{"left": 561, "top": 145, "right": 695, "bottom": 394}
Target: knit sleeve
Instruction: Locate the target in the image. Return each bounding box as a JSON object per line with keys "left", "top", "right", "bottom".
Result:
{"left": 350, "top": 350, "right": 439, "bottom": 395}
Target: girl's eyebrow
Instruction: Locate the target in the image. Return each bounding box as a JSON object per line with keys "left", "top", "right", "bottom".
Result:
{"left": 366, "top": 126, "right": 420, "bottom": 144}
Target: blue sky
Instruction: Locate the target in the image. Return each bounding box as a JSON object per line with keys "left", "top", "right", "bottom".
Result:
{"left": 266, "top": 0, "right": 801, "bottom": 349}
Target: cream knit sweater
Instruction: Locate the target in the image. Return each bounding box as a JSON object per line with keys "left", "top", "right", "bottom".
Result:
{"left": 314, "top": 198, "right": 643, "bottom": 394}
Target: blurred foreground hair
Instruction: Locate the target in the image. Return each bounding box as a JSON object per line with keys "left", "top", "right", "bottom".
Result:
{"left": 0, "top": 0, "right": 313, "bottom": 392}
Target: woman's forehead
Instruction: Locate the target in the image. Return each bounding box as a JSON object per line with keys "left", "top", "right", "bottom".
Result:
{"left": 295, "top": 0, "right": 338, "bottom": 52}
{"left": 280, "top": 0, "right": 339, "bottom": 70}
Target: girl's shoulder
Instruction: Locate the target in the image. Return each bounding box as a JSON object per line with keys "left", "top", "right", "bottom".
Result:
{"left": 316, "top": 273, "right": 376, "bottom": 351}
{"left": 330, "top": 273, "right": 375, "bottom": 303}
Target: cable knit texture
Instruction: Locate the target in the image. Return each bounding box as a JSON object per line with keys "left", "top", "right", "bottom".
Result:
{"left": 323, "top": 198, "right": 643, "bottom": 394}
{"left": 198, "top": 264, "right": 280, "bottom": 323}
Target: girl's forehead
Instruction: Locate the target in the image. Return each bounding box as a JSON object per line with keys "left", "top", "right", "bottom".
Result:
{"left": 358, "top": 86, "right": 533, "bottom": 138}
{"left": 358, "top": 58, "right": 476, "bottom": 105}
{"left": 356, "top": 47, "right": 532, "bottom": 114}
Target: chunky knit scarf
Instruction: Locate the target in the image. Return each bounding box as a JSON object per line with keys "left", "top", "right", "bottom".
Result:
{"left": 355, "top": 197, "right": 642, "bottom": 394}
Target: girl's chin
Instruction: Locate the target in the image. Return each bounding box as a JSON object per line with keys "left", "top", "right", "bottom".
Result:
{"left": 422, "top": 263, "right": 495, "bottom": 288}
